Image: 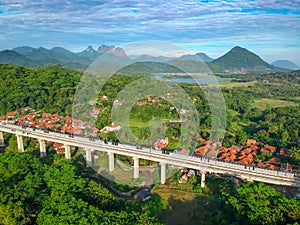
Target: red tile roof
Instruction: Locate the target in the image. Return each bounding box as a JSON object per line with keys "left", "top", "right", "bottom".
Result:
{"left": 246, "top": 139, "right": 256, "bottom": 146}
{"left": 279, "top": 148, "right": 290, "bottom": 156}
{"left": 264, "top": 145, "right": 277, "bottom": 152}
{"left": 6, "top": 112, "right": 18, "bottom": 117}
{"left": 268, "top": 157, "right": 280, "bottom": 164}
{"left": 56, "top": 148, "right": 65, "bottom": 154}
{"left": 53, "top": 142, "right": 64, "bottom": 148}
{"left": 281, "top": 163, "right": 293, "bottom": 171}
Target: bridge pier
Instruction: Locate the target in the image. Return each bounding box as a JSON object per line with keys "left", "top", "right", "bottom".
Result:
{"left": 86, "top": 149, "right": 92, "bottom": 167}
{"left": 39, "top": 140, "right": 46, "bottom": 157}
{"left": 160, "top": 162, "right": 166, "bottom": 184}
{"left": 133, "top": 157, "right": 139, "bottom": 179}
{"left": 64, "top": 145, "right": 71, "bottom": 159}
{"left": 16, "top": 135, "right": 24, "bottom": 153}
{"left": 108, "top": 152, "right": 114, "bottom": 172}
{"left": 0, "top": 131, "right": 4, "bottom": 146}
{"left": 201, "top": 171, "right": 206, "bottom": 188}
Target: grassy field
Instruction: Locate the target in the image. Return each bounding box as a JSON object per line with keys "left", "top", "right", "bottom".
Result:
{"left": 252, "top": 98, "right": 298, "bottom": 110}
{"left": 220, "top": 81, "right": 257, "bottom": 88}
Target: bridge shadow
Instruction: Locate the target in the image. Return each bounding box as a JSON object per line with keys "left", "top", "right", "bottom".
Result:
{"left": 159, "top": 193, "right": 221, "bottom": 225}
{"left": 156, "top": 176, "right": 236, "bottom": 225}
{"left": 99, "top": 170, "right": 116, "bottom": 183}
{"left": 0, "top": 146, "right": 6, "bottom": 154}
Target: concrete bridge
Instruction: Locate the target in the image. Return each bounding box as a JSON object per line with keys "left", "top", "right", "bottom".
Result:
{"left": 0, "top": 121, "right": 300, "bottom": 188}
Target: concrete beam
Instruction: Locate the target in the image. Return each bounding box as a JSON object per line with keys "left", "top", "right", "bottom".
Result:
{"left": 39, "top": 139, "right": 46, "bottom": 157}
{"left": 133, "top": 157, "right": 139, "bottom": 179}
{"left": 64, "top": 145, "right": 71, "bottom": 159}
{"left": 201, "top": 171, "right": 206, "bottom": 188}
{"left": 16, "top": 135, "right": 24, "bottom": 153}
{"left": 160, "top": 162, "right": 166, "bottom": 184}
{"left": 0, "top": 131, "right": 4, "bottom": 146}
{"left": 108, "top": 152, "right": 114, "bottom": 172}
{"left": 86, "top": 149, "right": 92, "bottom": 167}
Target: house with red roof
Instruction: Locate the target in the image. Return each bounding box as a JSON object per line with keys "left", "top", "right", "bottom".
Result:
{"left": 6, "top": 111, "right": 19, "bottom": 119}
{"left": 279, "top": 148, "right": 290, "bottom": 157}
{"left": 261, "top": 145, "right": 276, "bottom": 154}
{"left": 246, "top": 139, "right": 256, "bottom": 146}
{"left": 281, "top": 163, "right": 293, "bottom": 171}
{"left": 101, "top": 95, "right": 108, "bottom": 101}
{"left": 136, "top": 101, "right": 146, "bottom": 106}
{"left": 90, "top": 108, "right": 102, "bottom": 117}
{"left": 153, "top": 137, "right": 169, "bottom": 150}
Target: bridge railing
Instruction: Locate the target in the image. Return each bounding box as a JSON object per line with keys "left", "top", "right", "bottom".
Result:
{"left": 0, "top": 121, "right": 298, "bottom": 179}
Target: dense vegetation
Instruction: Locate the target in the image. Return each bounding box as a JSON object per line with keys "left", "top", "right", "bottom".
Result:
{"left": 179, "top": 175, "right": 300, "bottom": 225}
{"left": 0, "top": 64, "right": 81, "bottom": 115}
{"left": 219, "top": 182, "right": 300, "bottom": 225}
{"left": 0, "top": 151, "right": 163, "bottom": 225}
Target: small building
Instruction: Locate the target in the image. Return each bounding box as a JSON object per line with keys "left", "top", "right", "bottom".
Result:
{"left": 136, "top": 101, "right": 146, "bottom": 106}
{"left": 6, "top": 111, "right": 19, "bottom": 119}
{"left": 246, "top": 139, "right": 256, "bottom": 146}
{"left": 100, "top": 123, "right": 122, "bottom": 133}
{"left": 261, "top": 145, "right": 276, "bottom": 154}
{"left": 113, "top": 99, "right": 121, "bottom": 106}
{"left": 281, "top": 163, "right": 293, "bottom": 171}
{"left": 279, "top": 148, "right": 290, "bottom": 157}
{"left": 90, "top": 108, "right": 102, "bottom": 117}
{"left": 153, "top": 137, "right": 169, "bottom": 149}
{"left": 101, "top": 95, "right": 108, "bottom": 101}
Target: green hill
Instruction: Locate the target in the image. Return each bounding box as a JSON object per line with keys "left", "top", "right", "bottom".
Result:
{"left": 117, "top": 61, "right": 183, "bottom": 75}
{"left": 211, "top": 46, "right": 282, "bottom": 73}
{"left": 0, "top": 50, "right": 38, "bottom": 67}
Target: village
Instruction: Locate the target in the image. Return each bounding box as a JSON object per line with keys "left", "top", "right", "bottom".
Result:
{"left": 0, "top": 108, "right": 299, "bottom": 175}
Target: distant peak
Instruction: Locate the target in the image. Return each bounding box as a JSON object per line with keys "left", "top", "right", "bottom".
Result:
{"left": 37, "top": 46, "right": 47, "bottom": 50}
{"left": 212, "top": 45, "right": 274, "bottom": 73}
{"left": 86, "top": 45, "right": 95, "bottom": 52}
{"left": 97, "top": 45, "right": 126, "bottom": 57}
{"left": 231, "top": 46, "right": 247, "bottom": 51}
{"left": 272, "top": 60, "right": 299, "bottom": 70}
{"left": 97, "top": 45, "right": 115, "bottom": 54}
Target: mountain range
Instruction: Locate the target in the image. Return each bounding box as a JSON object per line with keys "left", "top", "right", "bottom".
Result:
{"left": 0, "top": 45, "right": 295, "bottom": 74}
{"left": 272, "top": 60, "right": 300, "bottom": 70}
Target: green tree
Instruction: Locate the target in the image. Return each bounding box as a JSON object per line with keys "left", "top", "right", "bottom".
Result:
{"left": 226, "top": 182, "right": 300, "bottom": 225}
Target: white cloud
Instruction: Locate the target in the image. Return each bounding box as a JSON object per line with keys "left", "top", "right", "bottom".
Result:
{"left": 0, "top": 0, "right": 299, "bottom": 64}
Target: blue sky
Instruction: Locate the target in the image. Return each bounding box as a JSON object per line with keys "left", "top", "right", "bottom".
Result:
{"left": 0, "top": 0, "right": 300, "bottom": 64}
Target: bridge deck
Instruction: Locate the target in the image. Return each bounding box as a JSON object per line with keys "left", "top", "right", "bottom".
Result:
{"left": 0, "top": 121, "right": 299, "bottom": 187}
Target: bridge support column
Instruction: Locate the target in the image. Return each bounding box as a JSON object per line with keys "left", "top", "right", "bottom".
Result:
{"left": 86, "top": 149, "right": 92, "bottom": 167}
{"left": 16, "top": 135, "right": 24, "bottom": 153}
{"left": 108, "top": 152, "right": 114, "bottom": 172}
{"left": 201, "top": 171, "right": 206, "bottom": 188}
{"left": 160, "top": 162, "right": 166, "bottom": 184}
{"left": 64, "top": 145, "right": 71, "bottom": 159}
{"left": 133, "top": 157, "right": 139, "bottom": 179}
{"left": 0, "top": 131, "right": 4, "bottom": 147}
{"left": 39, "top": 140, "right": 46, "bottom": 157}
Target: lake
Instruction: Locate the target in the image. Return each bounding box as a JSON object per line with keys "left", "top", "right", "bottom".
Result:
{"left": 155, "top": 73, "right": 231, "bottom": 85}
